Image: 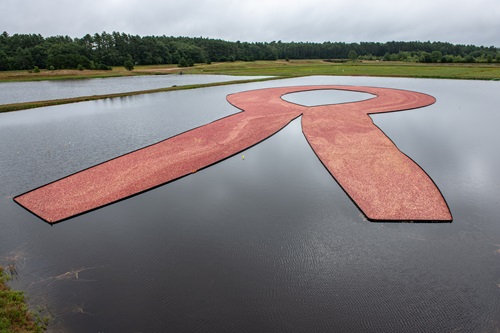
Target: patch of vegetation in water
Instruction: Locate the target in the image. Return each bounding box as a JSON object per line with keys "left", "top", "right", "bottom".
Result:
{"left": 0, "top": 265, "right": 49, "bottom": 333}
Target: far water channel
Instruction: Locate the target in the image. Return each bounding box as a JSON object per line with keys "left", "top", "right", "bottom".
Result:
{"left": 1, "top": 76, "right": 499, "bottom": 332}
{"left": 0, "top": 74, "right": 271, "bottom": 104}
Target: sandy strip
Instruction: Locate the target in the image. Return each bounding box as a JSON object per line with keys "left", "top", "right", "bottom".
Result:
{"left": 14, "top": 85, "right": 452, "bottom": 223}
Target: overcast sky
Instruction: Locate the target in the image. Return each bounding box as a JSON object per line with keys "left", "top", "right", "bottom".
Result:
{"left": 3, "top": 0, "right": 499, "bottom": 46}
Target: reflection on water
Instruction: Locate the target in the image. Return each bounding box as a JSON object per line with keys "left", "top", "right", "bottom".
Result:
{"left": 0, "top": 74, "right": 270, "bottom": 104}
{"left": 282, "top": 88, "right": 375, "bottom": 106}
{"left": 1, "top": 76, "right": 499, "bottom": 332}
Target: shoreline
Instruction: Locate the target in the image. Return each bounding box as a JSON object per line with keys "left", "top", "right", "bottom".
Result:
{"left": 1, "top": 60, "right": 499, "bottom": 114}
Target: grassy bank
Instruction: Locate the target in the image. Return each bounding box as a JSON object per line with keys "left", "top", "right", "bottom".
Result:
{"left": 0, "top": 266, "right": 47, "bottom": 332}
{"left": 181, "top": 60, "right": 500, "bottom": 80}
{"left": 0, "top": 65, "right": 181, "bottom": 82}
{"left": 2, "top": 60, "right": 499, "bottom": 83}
{"left": 1, "top": 60, "right": 499, "bottom": 114}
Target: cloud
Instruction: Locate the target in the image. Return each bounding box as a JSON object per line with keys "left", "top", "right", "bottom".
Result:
{"left": 2, "top": 0, "right": 499, "bottom": 46}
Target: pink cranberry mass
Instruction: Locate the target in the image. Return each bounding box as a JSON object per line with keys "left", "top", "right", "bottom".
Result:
{"left": 15, "top": 86, "right": 452, "bottom": 223}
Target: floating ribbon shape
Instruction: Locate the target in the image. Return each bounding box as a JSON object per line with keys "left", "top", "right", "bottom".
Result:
{"left": 14, "top": 85, "right": 452, "bottom": 223}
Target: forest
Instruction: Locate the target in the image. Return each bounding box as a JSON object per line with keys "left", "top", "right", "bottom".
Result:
{"left": 1, "top": 31, "right": 499, "bottom": 71}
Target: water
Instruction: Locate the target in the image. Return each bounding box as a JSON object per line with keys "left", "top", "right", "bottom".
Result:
{"left": 282, "top": 88, "right": 375, "bottom": 106}
{"left": 0, "top": 74, "right": 271, "bottom": 104}
{"left": 1, "top": 76, "right": 499, "bottom": 332}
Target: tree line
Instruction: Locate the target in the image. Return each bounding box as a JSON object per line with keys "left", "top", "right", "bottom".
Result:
{"left": 1, "top": 31, "right": 499, "bottom": 71}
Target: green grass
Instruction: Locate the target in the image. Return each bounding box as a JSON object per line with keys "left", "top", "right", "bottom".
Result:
{"left": 2, "top": 60, "right": 499, "bottom": 82}
{"left": 181, "top": 60, "right": 500, "bottom": 80}
{"left": 0, "top": 266, "right": 47, "bottom": 333}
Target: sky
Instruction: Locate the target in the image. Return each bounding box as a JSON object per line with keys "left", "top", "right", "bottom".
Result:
{"left": 2, "top": 0, "right": 499, "bottom": 46}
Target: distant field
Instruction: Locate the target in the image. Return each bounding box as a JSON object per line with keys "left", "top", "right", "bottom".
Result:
{"left": 1, "top": 60, "right": 499, "bottom": 113}
{"left": 1, "top": 60, "right": 500, "bottom": 82}
{"left": 185, "top": 60, "right": 500, "bottom": 80}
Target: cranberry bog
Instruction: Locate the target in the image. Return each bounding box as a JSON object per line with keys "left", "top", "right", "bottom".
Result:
{"left": 1, "top": 76, "right": 499, "bottom": 332}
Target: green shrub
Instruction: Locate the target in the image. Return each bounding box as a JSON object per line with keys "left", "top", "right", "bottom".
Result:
{"left": 178, "top": 57, "right": 189, "bottom": 67}
{"left": 124, "top": 58, "right": 134, "bottom": 71}
{"left": 0, "top": 266, "right": 47, "bottom": 332}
